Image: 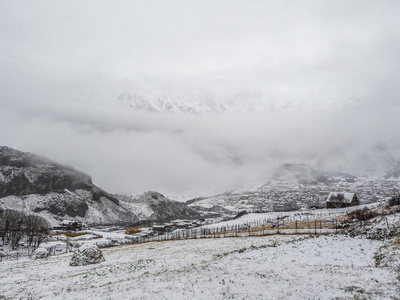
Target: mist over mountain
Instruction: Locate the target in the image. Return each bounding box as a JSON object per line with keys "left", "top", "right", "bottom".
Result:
{"left": 1, "top": 0, "right": 399, "bottom": 197}
{"left": 1, "top": 95, "right": 399, "bottom": 198}
{"left": 385, "top": 166, "right": 400, "bottom": 180}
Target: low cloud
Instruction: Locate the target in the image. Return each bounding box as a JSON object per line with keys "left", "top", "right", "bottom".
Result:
{"left": 1, "top": 97, "right": 399, "bottom": 197}
{"left": 1, "top": 1, "right": 399, "bottom": 197}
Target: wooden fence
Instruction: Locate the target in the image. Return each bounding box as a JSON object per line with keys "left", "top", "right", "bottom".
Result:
{"left": 107, "top": 216, "right": 353, "bottom": 246}
{"left": 2, "top": 212, "right": 399, "bottom": 262}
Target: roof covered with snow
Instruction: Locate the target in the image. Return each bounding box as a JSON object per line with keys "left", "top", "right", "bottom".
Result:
{"left": 326, "top": 192, "right": 355, "bottom": 203}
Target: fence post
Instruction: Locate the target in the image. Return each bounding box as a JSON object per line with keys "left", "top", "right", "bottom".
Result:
{"left": 314, "top": 220, "right": 317, "bottom": 234}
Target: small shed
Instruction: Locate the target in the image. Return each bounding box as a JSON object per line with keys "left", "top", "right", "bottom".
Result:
{"left": 326, "top": 192, "right": 359, "bottom": 208}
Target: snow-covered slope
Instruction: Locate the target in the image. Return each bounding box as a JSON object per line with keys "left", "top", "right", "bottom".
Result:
{"left": 0, "top": 189, "right": 138, "bottom": 226}
{"left": 116, "top": 191, "right": 199, "bottom": 221}
{"left": 187, "top": 164, "right": 400, "bottom": 215}
{"left": 1, "top": 234, "right": 398, "bottom": 299}
{"left": 385, "top": 165, "right": 400, "bottom": 179}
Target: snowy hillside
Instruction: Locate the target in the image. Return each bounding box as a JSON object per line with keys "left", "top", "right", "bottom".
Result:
{"left": 1, "top": 199, "right": 399, "bottom": 299}
{"left": 0, "top": 147, "right": 196, "bottom": 226}
{"left": 188, "top": 165, "right": 400, "bottom": 216}
{"left": 116, "top": 191, "right": 199, "bottom": 221}
{"left": 1, "top": 234, "right": 399, "bottom": 299}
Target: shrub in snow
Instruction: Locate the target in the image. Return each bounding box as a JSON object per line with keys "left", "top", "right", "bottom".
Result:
{"left": 32, "top": 248, "right": 49, "bottom": 260}
{"left": 374, "top": 237, "right": 400, "bottom": 272}
{"left": 70, "top": 243, "right": 105, "bottom": 266}
{"left": 125, "top": 226, "right": 141, "bottom": 234}
{"left": 234, "top": 210, "right": 247, "bottom": 219}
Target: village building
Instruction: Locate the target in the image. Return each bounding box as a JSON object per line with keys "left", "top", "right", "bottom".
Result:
{"left": 326, "top": 192, "right": 360, "bottom": 208}
{"left": 55, "top": 220, "right": 83, "bottom": 231}
{"left": 152, "top": 224, "right": 174, "bottom": 233}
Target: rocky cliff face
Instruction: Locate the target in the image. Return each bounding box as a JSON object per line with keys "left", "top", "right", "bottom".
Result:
{"left": 0, "top": 146, "right": 92, "bottom": 198}
{"left": 0, "top": 146, "right": 199, "bottom": 226}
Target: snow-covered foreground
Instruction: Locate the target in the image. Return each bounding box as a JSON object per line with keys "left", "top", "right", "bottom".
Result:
{"left": 0, "top": 235, "right": 399, "bottom": 299}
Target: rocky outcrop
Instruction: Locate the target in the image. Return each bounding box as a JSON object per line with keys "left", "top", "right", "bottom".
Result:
{"left": 70, "top": 244, "right": 105, "bottom": 266}
{"left": 31, "top": 192, "right": 89, "bottom": 218}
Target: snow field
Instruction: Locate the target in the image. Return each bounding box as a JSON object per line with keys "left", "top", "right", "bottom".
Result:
{"left": 0, "top": 234, "right": 399, "bottom": 299}
{"left": 202, "top": 203, "right": 385, "bottom": 229}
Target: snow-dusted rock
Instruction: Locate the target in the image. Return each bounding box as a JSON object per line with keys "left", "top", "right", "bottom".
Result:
{"left": 70, "top": 244, "right": 105, "bottom": 266}
{"left": 32, "top": 248, "right": 49, "bottom": 260}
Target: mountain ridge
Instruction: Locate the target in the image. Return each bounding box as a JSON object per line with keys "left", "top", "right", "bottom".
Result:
{"left": 116, "top": 93, "right": 278, "bottom": 114}
{"left": 0, "top": 146, "right": 197, "bottom": 226}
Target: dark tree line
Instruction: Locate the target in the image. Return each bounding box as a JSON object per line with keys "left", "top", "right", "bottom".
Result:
{"left": 0, "top": 209, "right": 50, "bottom": 250}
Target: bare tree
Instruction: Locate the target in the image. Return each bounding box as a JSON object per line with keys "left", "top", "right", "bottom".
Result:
{"left": 24, "top": 214, "right": 51, "bottom": 248}
{"left": 329, "top": 193, "right": 346, "bottom": 209}
{"left": 0, "top": 209, "right": 51, "bottom": 249}
{"left": 6, "top": 210, "right": 26, "bottom": 250}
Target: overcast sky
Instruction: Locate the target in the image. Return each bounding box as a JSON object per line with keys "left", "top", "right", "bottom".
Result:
{"left": 1, "top": 1, "right": 399, "bottom": 198}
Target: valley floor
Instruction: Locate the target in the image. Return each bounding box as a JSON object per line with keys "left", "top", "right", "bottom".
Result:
{"left": 0, "top": 234, "right": 399, "bottom": 300}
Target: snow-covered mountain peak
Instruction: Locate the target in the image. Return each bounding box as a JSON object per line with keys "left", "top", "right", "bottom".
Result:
{"left": 116, "top": 93, "right": 280, "bottom": 114}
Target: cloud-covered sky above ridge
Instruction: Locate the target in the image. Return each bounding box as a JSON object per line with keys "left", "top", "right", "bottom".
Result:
{"left": 0, "top": 0, "right": 400, "bottom": 198}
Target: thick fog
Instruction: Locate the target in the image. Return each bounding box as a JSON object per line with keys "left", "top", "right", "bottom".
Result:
{"left": 1, "top": 1, "right": 399, "bottom": 197}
